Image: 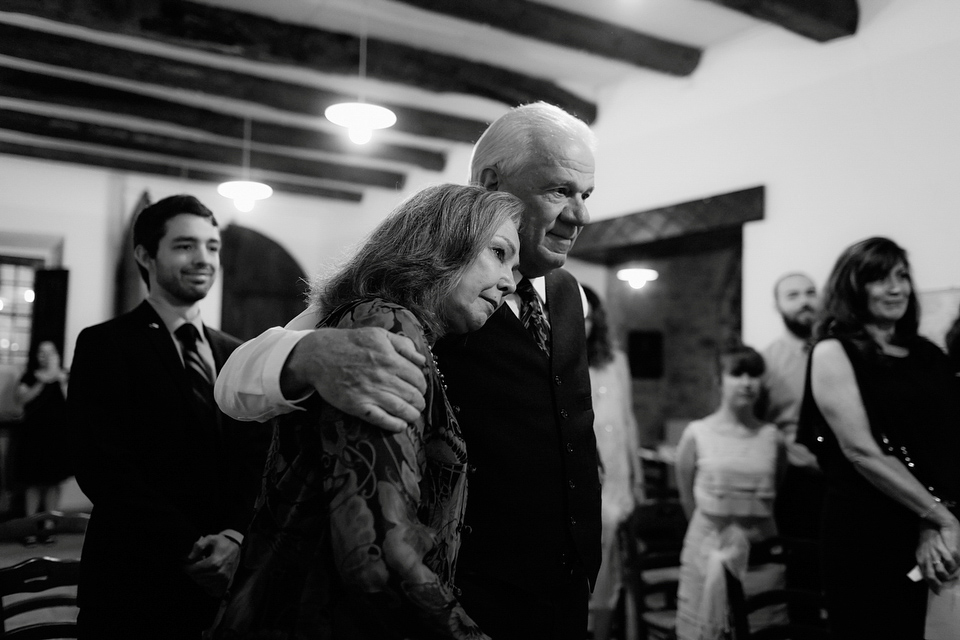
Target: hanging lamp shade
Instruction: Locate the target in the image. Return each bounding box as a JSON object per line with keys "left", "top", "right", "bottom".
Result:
{"left": 218, "top": 180, "right": 273, "bottom": 212}
{"left": 325, "top": 102, "right": 396, "bottom": 145}
{"left": 219, "top": 117, "right": 272, "bottom": 211}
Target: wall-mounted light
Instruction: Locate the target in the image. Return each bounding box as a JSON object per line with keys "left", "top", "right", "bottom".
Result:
{"left": 617, "top": 268, "right": 659, "bottom": 289}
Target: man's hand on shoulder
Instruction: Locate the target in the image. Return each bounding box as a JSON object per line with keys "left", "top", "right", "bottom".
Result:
{"left": 279, "top": 327, "right": 427, "bottom": 433}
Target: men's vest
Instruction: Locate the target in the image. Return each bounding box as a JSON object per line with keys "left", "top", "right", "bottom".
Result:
{"left": 434, "top": 268, "right": 601, "bottom": 588}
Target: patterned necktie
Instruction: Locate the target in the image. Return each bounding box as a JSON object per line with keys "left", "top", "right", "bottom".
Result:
{"left": 174, "top": 323, "right": 217, "bottom": 415}
{"left": 516, "top": 278, "right": 551, "bottom": 356}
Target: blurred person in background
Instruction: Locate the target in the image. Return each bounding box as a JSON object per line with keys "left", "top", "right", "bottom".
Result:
{"left": 798, "top": 236, "right": 960, "bottom": 639}
{"left": 582, "top": 285, "right": 643, "bottom": 640}
{"left": 675, "top": 346, "right": 787, "bottom": 640}
{"left": 757, "top": 272, "right": 825, "bottom": 625}
{"left": 14, "top": 339, "right": 71, "bottom": 534}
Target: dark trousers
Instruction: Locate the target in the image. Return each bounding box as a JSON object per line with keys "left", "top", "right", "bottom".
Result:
{"left": 775, "top": 464, "right": 826, "bottom": 626}
{"left": 457, "top": 568, "right": 590, "bottom": 640}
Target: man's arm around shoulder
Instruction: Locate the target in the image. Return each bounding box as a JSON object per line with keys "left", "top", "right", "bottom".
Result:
{"left": 214, "top": 307, "right": 429, "bottom": 432}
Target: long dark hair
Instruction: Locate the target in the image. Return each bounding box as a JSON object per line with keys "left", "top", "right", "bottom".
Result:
{"left": 583, "top": 285, "right": 614, "bottom": 368}
{"left": 815, "top": 236, "right": 920, "bottom": 346}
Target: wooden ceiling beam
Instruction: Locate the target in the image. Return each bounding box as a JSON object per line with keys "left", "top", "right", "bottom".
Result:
{"left": 393, "top": 0, "right": 701, "bottom": 76}
{"left": 0, "top": 140, "right": 363, "bottom": 202}
{"left": 703, "top": 0, "right": 859, "bottom": 42}
{"left": 2, "top": 0, "right": 598, "bottom": 122}
{"left": 0, "top": 67, "right": 446, "bottom": 171}
{"left": 0, "top": 22, "right": 489, "bottom": 144}
{"left": 0, "top": 108, "right": 406, "bottom": 190}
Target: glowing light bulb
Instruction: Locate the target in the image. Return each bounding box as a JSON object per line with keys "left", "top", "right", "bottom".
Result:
{"left": 348, "top": 127, "right": 373, "bottom": 145}
{"left": 617, "top": 268, "right": 659, "bottom": 290}
{"left": 218, "top": 181, "right": 272, "bottom": 212}
{"left": 326, "top": 103, "right": 395, "bottom": 145}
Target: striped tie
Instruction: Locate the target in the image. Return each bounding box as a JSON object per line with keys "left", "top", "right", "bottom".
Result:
{"left": 516, "top": 278, "right": 551, "bottom": 356}
{"left": 174, "top": 323, "right": 216, "bottom": 415}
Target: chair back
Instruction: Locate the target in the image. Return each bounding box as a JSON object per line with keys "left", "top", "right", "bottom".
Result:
{"left": 723, "top": 538, "right": 828, "bottom": 640}
{"left": 615, "top": 500, "right": 687, "bottom": 640}
{"left": 0, "top": 557, "right": 80, "bottom": 638}
{"left": 0, "top": 512, "right": 89, "bottom": 544}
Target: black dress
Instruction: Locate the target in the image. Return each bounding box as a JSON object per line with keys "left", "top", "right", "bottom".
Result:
{"left": 16, "top": 370, "right": 73, "bottom": 486}
{"left": 798, "top": 336, "right": 960, "bottom": 640}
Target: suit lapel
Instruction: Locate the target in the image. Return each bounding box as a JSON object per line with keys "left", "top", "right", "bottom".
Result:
{"left": 134, "top": 302, "right": 221, "bottom": 444}
{"left": 133, "top": 302, "right": 188, "bottom": 389}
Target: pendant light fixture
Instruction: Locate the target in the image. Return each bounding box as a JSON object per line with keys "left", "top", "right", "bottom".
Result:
{"left": 324, "top": 18, "right": 396, "bottom": 145}
{"left": 617, "top": 268, "right": 659, "bottom": 290}
{"left": 218, "top": 117, "right": 272, "bottom": 212}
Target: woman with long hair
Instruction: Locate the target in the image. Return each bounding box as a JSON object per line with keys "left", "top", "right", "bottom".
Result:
{"left": 582, "top": 285, "right": 643, "bottom": 640}
{"left": 216, "top": 184, "right": 522, "bottom": 639}
{"left": 798, "top": 236, "right": 960, "bottom": 638}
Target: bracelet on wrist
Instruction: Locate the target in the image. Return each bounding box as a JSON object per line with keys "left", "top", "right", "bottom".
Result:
{"left": 919, "top": 498, "right": 942, "bottom": 521}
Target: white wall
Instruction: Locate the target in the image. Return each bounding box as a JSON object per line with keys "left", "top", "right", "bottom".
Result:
{"left": 583, "top": 0, "right": 960, "bottom": 349}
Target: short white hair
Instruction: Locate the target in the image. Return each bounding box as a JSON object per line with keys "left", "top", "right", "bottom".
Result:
{"left": 469, "top": 102, "right": 597, "bottom": 183}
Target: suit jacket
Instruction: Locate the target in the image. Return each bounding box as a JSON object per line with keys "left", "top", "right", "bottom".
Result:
{"left": 69, "top": 301, "right": 269, "bottom": 636}
{"left": 434, "top": 269, "right": 601, "bottom": 607}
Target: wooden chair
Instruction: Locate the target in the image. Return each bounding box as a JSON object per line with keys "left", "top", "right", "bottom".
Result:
{"left": 614, "top": 500, "right": 688, "bottom": 640}
{"left": 723, "top": 538, "right": 829, "bottom": 640}
{"left": 0, "top": 512, "right": 89, "bottom": 544}
{"left": 0, "top": 557, "right": 79, "bottom": 639}
{"left": 637, "top": 451, "right": 679, "bottom": 502}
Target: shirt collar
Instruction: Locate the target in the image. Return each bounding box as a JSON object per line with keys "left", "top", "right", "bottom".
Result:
{"left": 145, "top": 296, "right": 205, "bottom": 342}
{"left": 505, "top": 276, "right": 546, "bottom": 317}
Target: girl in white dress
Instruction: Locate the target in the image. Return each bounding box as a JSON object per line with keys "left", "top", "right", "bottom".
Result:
{"left": 675, "top": 346, "right": 787, "bottom": 640}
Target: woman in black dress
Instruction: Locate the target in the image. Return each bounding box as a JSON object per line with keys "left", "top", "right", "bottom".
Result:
{"left": 798, "top": 237, "right": 960, "bottom": 638}
{"left": 15, "top": 340, "right": 72, "bottom": 517}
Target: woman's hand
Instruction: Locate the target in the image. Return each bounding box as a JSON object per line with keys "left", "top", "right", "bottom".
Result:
{"left": 917, "top": 520, "right": 960, "bottom": 594}
{"left": 939, "top": 514, "right": 960, "bottom": 567}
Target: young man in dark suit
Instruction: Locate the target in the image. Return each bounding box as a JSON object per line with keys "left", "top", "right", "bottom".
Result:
{"left": 69, "top": 195, "right": 269, "bottom": 639}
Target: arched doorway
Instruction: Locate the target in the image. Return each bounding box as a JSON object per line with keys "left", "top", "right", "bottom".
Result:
{"left": 220, "top": 225, "right": 308, "bottom": 341}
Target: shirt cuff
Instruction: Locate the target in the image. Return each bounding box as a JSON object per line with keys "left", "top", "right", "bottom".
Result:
{"left": 262, "top": 328, "right": 315, "bottom": 410}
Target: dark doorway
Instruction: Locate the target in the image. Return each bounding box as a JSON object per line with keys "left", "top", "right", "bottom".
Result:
{"left": 571, "top": 187, "right": 763, "bottom": 447}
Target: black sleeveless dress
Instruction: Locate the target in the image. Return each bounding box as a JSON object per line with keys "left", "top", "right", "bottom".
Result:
{"left": 798, "top": 336, "right": 960, "bottom": 639}
{"left": 16, "top": 370, "right": 73, "bottom": 485}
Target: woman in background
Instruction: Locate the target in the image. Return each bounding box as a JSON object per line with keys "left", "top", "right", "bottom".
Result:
{"left": 216, "top": 184, "right": 521, "bottom": 640}
{"left": 675, "top": 346, "right": 786, "bottom": 640}
{"left": 14, "top": 340, "right": 71, "bottom": 523}
{"left": 582, "top": 285, "right": 643, "bottom": 640}
{"left": 798, "top": 236, "right": 960, "bottom": 639}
